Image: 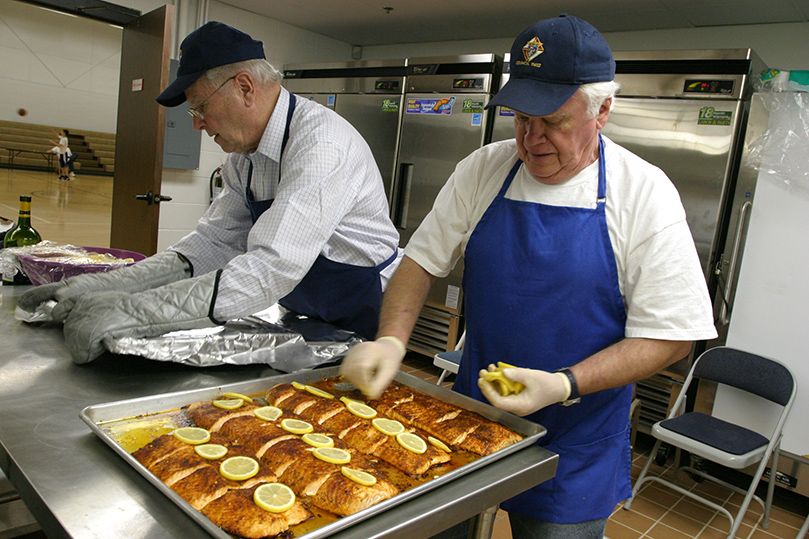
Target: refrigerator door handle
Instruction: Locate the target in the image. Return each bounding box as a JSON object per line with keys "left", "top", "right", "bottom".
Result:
{"left": 394, "top": 162, "right": 414, "bottom": 229}
{"left": 719, "top": 199, "right": 752, "bottom": 325}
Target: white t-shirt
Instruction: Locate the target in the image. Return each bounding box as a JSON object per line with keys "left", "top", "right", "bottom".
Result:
{"left": 405, "top": 136, "right": 717, "bottom": 342}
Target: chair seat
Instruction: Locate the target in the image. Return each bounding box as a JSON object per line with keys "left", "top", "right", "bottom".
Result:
{"left": 434, "top": 350, "right": 463, "bottom": 373}
{"left": 657, "top": 412, "right": 769, "bottom": 456}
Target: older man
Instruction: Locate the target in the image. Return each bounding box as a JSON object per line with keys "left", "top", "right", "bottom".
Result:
{"left": 340, "top": 15, "right": 717, "bottom": 539}
{"left": 19, "top": 22, "right": 400, "bottom": 363}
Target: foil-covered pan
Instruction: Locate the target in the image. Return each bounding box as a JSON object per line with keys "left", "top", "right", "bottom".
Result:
{"left": 80, "top": 367, "right": 546, "bottom": 539}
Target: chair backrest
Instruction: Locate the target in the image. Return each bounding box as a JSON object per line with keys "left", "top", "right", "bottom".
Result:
{"left": 693, "top": 347, "right": 795, "bottom": 406}
{"left": 455, "top": 330, "right": 466, "bottom": 351}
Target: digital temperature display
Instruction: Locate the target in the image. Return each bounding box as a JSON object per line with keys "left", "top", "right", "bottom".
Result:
{"left": 683, "top": 79, "right": 735, "bottom": 95}
{"left": 453, "top": 78, "right": 483, "bottom": 89}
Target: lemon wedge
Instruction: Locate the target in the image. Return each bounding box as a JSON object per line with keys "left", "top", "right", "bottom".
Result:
{"left": 222, "top": 392, "right": 254, "bottom": 403}
{"left": 280, "top": 418, "right": 313, "bottom": 434}
{"left": 173, "top": 426, "right": 211, "bottom": 445}
{"left": 346, "top": 401, "right": 377, "bottom": 419}
{"left": 212, "top": 398, "right": 244, "bottom": 410}
{"left": 303, "top": 385, "right": 335, "bottom": 399}
{"left": 194, "top": 443, "right": 228, "bottom": 460}
{"left": 341, "top": 466, "right": 377, "bottom": 486}
{"left": 313, "top": 447, "right": 351, "bottom": 464}
{"left": 253, "top": 483, "right": 296, "bottom": 513}
{"left": 219, "top": 456, "right": 260, "bottom": 481}
{"left": 301, "top": 433, "right": 334, "bottom": 448}
{"left": 396, "top": 432, "right": 427, "bottom": 454}
{"left": 371, "top": 418, "right": 405, "bottom": 436}
{"left": 427, "top": 436, "right": 452, "bottom": 453}
{"left": 254, "top": 406, "right": 283, "bottom": 422}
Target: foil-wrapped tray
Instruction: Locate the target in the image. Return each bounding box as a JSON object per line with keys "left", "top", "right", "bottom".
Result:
{"left": 80, "top": 367, "right": 546, "bottom": 539}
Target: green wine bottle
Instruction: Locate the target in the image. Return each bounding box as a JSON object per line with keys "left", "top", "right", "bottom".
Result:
{"left": 3, "top": 195, "right": 42, "bottom": 285}
{"left": 4, "top": 195, "right": 42, "bottom": 248}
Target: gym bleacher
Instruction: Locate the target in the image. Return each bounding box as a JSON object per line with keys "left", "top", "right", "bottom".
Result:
{"left": 0, "top": 120, "right": 115, "bottom": 176}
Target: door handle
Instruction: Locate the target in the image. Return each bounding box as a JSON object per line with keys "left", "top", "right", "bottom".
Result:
{"left": 135, "top": 190, "right": 173, "bottom": 205}
{"left": 718, "top": 200, "right": 752, "bottom": 325}
{"left": 393, "top": 163, "right": 413, "bottom": 229}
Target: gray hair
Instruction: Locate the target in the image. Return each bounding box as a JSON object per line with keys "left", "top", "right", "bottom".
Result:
{"left": 577, "top": 81, "right": 621, "bottom": 119}
{"left": 201, "top": 59, "right": 283, "bottom": 89}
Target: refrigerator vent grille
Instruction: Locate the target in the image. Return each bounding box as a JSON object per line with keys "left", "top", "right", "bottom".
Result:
{"left": 407, "top": 305, "right": 463, "bottom": 358}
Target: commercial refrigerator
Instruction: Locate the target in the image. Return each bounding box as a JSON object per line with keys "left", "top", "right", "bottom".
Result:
{"left": 391, "top": 54, "right": 502, "bottom": 357}
{"left": 282, "top": 60, "right": 407, "bottom": 202}
{"left": 599, "top": 49, "right": 766, "bottom": 433}
{"left": 490, "top": 52, "right": 514, "bottom": 143}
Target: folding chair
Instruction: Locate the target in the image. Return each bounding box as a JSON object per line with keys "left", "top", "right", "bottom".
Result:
{"left": 623, "top": 346, "right": 796, "bottom": 539}
{"left": 434, "top": 330, "right": 465, "bottom": 385}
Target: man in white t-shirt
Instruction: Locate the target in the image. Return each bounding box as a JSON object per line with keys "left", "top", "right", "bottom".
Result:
{"left": 340, "top": 14, "right": 717, "bottom": 539}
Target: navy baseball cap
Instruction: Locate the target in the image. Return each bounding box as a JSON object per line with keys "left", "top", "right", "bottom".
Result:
{"left": 487, "top": 15, "right": 614, "bottom": 117}
{"left": 156, "top": 22, "right": 265, "bottom": 107}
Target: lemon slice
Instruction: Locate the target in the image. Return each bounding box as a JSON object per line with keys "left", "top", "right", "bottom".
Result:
{"left": 194, "top": 443, "right": 228, "bottom": 460}
{"left": 341, "top": 466, "right": 377, "bottom": 486}
{"left": 212, "top": 398, "right": 244, "bottom": 410}
{"left": 253, "top": 483, "right": 296, "bottom": 513}
{"left": 339, "top": 396, "right": 364, "bottom": 406}
{"left": 292, "top": 381, "right": 306, "bottom": 390}
{"left": 396, "top": 432, "right": 427, "bottom": 454}
{"left": 254, "top": 406, "right": 283, "bottom": 422}
{"left": 371, "top": 418, "right": 405, "bottom": 436}
{"left": 301, "top": 433, "right": 334, "bottom": 448}
{"left": 313, "top": 447, "right": 351, "bottom": 464}
{"left": 303, "top": 385, "right": 335, "bottom": 399}
{"left": 346, "top": 401, "right": 377, "bottom": 419}
{"left": 280, "top": 418, "right": 313, "bottom": 434}
{"left": 427, "top": 436, "right": 452, "bottom": 453}
{"left": 173, "top": 426, "right": 211, "bottom": 445}
{"left": 222, "top": 391, "right": 254, "bottom": 403}
{"left": 219, "top": 456, "right": 259, "bottom": 481}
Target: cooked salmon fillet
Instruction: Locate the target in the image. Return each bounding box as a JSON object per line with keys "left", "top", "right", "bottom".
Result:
{"left": 185, "top": 401, "right": 259, "bottom": 432}
{"left": 259, "top": 437, "right": 310, "bottom": 477}
{"left": 454, "top": 411, "right": 524, "bottom": 455}
{"left": 310, "top": 471, "right": 399, "bottom": 517}
{"left": 217, "top": 415, "right": 296, "bottom": 458}
{"left": 264, "top": 383, "right": 297, "bottom": 406}
{"left": 170, "top": 465, "right": 236, "bottom": 510}
{"left": 296, "top": 397, "right": 346, "bottom": 425}
{"left": 278, "top": 448, "right": 339, "bottom": 496}
{"left": 341, "top": 421, "right": 389, "bottom": 454}
{"left": 201, "top": 485, "right": 311, "bottom": 539}
{"left": 371, "top": 436, "right": 450, "bottom": 475}
{"left": 147, "top": 443, "right": 208, "bottom": 486}
{"left": 276, "top": 391, "right": 319, "bottom": 415}
{"left": 131, "top": 433, "right": 188, "bottom": 469}
{"left": 319, "top": 409, "right": 363, "bottom": 438}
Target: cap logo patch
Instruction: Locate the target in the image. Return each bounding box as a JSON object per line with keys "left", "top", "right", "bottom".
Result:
{"left": 522, "top": 37, "right": 544, "bottom": 62}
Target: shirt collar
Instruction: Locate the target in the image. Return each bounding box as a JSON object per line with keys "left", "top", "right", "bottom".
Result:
{"left": 253, "top": 87, "right": 290, "bottom": 163}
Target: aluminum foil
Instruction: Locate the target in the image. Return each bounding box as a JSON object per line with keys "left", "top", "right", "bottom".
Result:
{"left": 106, "top": 306, "right": 362, "bottom": 370}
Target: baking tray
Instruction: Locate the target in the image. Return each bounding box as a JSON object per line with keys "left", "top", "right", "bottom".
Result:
{"left": 80, "top": 366, "right": 546, "bottom": 539}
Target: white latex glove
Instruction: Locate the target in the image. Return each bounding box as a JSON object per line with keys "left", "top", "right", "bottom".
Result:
{"left": 477, "top": 364, "right": 571, "bottom": 416}
{"left": 339, "top": 336, "right": 406, "bottom": 399}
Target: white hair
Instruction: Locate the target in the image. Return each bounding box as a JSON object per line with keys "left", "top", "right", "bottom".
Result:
{"left": 577, "top": 81, "right": 621, "bottom": 119}
{"left": 201, "top": 59, "right": 283, "bottom": 88}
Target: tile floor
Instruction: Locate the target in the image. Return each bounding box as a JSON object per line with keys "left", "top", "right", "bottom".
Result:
{"left": 402, "top": 352, "right": 809, "bottom": 539}
{"left": 4, "top": 167, "right": 809, "bottom": 539}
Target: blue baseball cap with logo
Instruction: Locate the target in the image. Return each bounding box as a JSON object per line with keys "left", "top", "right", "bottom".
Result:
{"left": 156, "top": 21, "right": 265, "bottom": 107}
{"left": 487, "top": 14, "right": 614, "bottom": 117}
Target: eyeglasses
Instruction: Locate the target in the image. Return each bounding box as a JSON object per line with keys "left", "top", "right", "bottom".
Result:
{"left": 188, "top": 76, "right": 235, "bottom": 120}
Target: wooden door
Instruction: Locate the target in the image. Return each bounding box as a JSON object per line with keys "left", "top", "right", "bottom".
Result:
{"left": 110, "top": 5, "right": 173, "bottom": 256}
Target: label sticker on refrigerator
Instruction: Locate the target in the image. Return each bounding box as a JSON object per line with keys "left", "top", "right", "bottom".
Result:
{"left": 327, "top": 95, "right": 336, "bottom": 106}
{"left": 697, "top": 107, "right": 732, "bottom": 126}
{"left": 471, "top": 113, "right": 482, "bottom": 126}
{"left": 406, "top": 97, "right": 455, "bottom": 114}
{"left": 462, "top": 99, "right": 484, "bottom": 113}
{"left": 381, "top": 99, "right": 400, "bottom": 113}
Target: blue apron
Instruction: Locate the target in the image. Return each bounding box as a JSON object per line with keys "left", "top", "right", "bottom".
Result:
{"left": 246, "top": 94, "right": 395, "bottom": 339}
{"left": 456, "top": 135, "right": 632, "bottom": 523}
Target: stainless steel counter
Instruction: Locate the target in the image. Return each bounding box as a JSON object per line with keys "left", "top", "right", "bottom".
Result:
{"left": 0, "top": 285, "right": 558, "bottom": 539}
